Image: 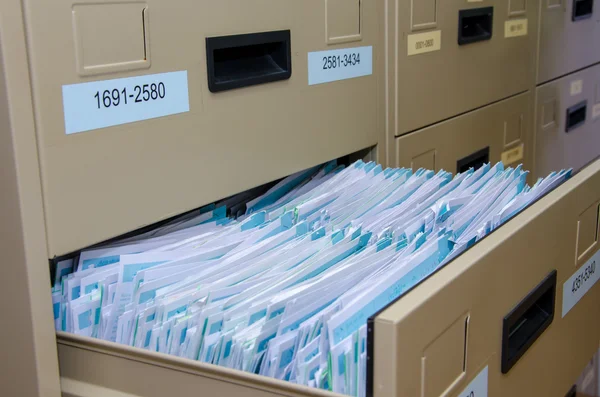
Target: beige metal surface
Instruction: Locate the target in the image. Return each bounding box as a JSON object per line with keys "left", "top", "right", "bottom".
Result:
{"left": 58, "top": 333, "right": 341, "bottom": 397}
{"left": 382, "top": 0, "right": 536, "bottom": 138}
{"left": 373, "top": 158, "right": 600, "bottom": 397}
{"left": 21, "top": 0, "right": 379, "bottom": 257}
{"left": 537, "top": 0, "right": 600, "bottom": 85}
{"left": 534, "top": 63, "right": 600, "bottom": 181}
{"left": 0, "top": 0, "right": 61, "bottom": 396}
{"left": 395, "top": 92, "right": 530, "bottom": 173}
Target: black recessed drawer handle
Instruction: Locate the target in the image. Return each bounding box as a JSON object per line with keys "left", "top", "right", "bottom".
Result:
{"left": 573, "top": 0, "right": 594, "bottom": 21}
{"left": 458, "top": 7, "right": 494, "bottom": 45}
{"left": 501, "top": 270, "right": 557, "bottom": 374}
{"left": 206, "top": 30, "right": 292, "bottom": 93}
{"left": 457, "top": 147, "right": 490, "bottom": 173}
{"left": 566, "top": 100, "right": 587, "bottom": 133}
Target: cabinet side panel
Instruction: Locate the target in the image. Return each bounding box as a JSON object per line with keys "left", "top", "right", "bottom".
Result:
{"left": 0, "top": 1, "right": 61, "bottom": 396}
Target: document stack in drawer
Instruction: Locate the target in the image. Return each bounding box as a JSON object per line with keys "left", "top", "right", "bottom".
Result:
{"left": 52, "top": 160, "right": 570, "bottom": 396}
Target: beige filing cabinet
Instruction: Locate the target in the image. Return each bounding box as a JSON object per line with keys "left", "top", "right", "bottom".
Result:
{"left": 378, "top": 0, "right": 536, "bottom": 146}
{"left": 2, "top": 2, "right": 600, "bottom": 397}
{"left": 534, "top": 63, "right": 600, "bottom": 180}
{"left": 394, "top": 92, "right": 529, "bottom": 173}
{"left": 537, "top": 0, "right": 600, "bottom": 85}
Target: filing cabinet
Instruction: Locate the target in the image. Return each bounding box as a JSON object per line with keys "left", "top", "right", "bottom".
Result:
{"left": 537, "top": 0, "right": 600, "bottom": 85}
{"left": 381, "top": 0, "right": 536, "bottom": 139}
{"left": 395, "top": 92, "right": 529, "bottom": 173}
{"left": 534, "top": 63, "right": 600, "bottom": 179}
{"left": 2, "top": 0, "right": 600, "bottom": 396}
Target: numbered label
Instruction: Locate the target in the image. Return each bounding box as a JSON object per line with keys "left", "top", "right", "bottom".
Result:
{"left": 505, "top": 19, "right": 528, "bottom": 38}
{"left": 458, "top": 366, "right": 488, "bottom": 397}
{"left": 563, "top": 249, "right": 600, "bottom": 317}
{"left": 570, "top": 79, "right": 584, "bottom": 96}
{"left": 407, "top": 30, "right": 442, "bottom": 56}
{"left": 62, "top": 71, "right": 190, "bottom": 135}
{"left": 501, "top": 144, "right": 524, "bottom": 165}
{"left": 308, "top": 46, "right": 373, "bottom": 86}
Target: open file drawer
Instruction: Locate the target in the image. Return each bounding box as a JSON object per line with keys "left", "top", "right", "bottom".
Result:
{"left": 56, "top": 159, "right": 600, "bottom": 396}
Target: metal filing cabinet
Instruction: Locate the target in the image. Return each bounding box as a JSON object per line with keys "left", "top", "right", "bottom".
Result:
{"left": 2, "top": 0, "right": 600, "bottom": 396}
{"left": 394, "top": 92, "right": 529, "bottom": 173}
{"left": 534, "top": 63, "right": 600, "bottom": 179}
{"left": 537, "top": 0, "right": 600, "bottom": 85}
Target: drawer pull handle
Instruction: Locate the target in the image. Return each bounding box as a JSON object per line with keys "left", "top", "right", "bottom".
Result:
{"left": 206, "top": 30, "right": 292, "bottom": 93}
{"left": 457, "top": 147, "right": 489, "bottom": 173}
{"left": 501, "top": 270, "right": 557, "bottom": 374}
{"left": 573, "top": 0, "right": 594, "bottom": 21}
{"left": 565, "top": 100, "right": 587, "bottom": 133}
{"left": 458, "top": 7, "right": 494, "bottom": 45}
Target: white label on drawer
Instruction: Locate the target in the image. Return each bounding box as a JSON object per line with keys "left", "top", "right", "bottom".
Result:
{"left": 407, "top": 30, "right": 442, "bottom": 56}
{"left": 563, "top": 249, "right": 600, "bottom": 318}
{"left": 458, "top": 366, "right": 488, "bottom": 397}
{"left": 592, "top": 103, "right": 600, "bottom": 120}
{"left": 501, "top": 144, "right": 524, "bottom": 165}
{"left": 505, "top": 19, "right": 528, "bottom": 38}
{"left": 571, "top": 79, "right": 584, "bottom": 96}
{"left": 308, "top": 46, "right": 373, "bottom": 86}
{"left": 62, "top": 71, "right": 190, "bottom": 135}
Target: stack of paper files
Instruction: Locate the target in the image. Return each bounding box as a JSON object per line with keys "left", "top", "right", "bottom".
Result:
{"left": 52, "top": 160, "right": 571, "bottom": 397}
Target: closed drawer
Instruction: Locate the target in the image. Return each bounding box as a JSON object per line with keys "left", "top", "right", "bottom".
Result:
{"left": 534, "top": 63, "right": 600, "bottom": 180}
{"left": 23, "top": 0, "right": 379, "bottom": 257}
{"left": 538, "top": 0, "right": 600, "bottom": 84}
{"left": 383, "top": 0, "right": 536, "bottom": 136}
{"left": 395, "top": 92, "right": 529, "bottom": 174}
{"left": 58, "top": 159, "right": 600, "bottom": 397}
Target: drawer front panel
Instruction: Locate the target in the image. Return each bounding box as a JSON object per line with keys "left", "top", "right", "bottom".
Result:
{"left": 22, "top": 0, "right": 379, "bottom": 256}
{"left": 396, "top": 92, "right": 530, "bottom": 174}
{"left": 535, "top": 63, "right": 600, "bottom": 180}
{"left": 373, "top": 159, "right": 600, "bottom": 397}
